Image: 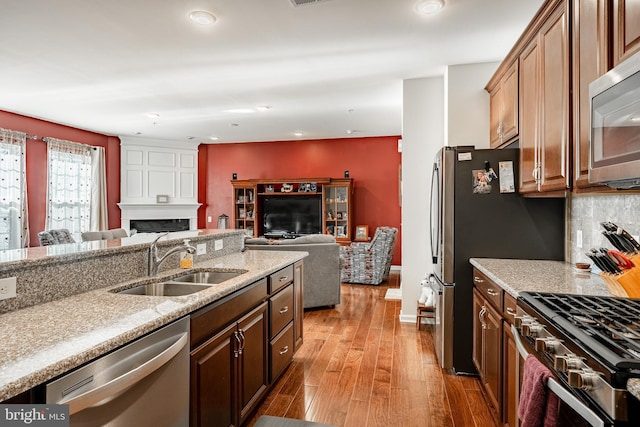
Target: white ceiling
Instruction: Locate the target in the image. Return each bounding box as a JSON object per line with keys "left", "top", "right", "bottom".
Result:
{"left": 0, "top": 0, "right": 543, "bottom": 144}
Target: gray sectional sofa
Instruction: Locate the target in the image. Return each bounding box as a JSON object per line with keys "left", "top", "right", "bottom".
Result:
{"left": 245, "top": 235, "right": 341, "bottom": 309}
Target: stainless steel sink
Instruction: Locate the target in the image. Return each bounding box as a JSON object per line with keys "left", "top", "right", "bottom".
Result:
{"left": 172, "top": 269, "right": 247, "bottom": 284}
{"left": 115, "top": 269, "right": 248, "bottom": 296}
{"left": 117, "top": 282, "right": 213, "bottom": 296}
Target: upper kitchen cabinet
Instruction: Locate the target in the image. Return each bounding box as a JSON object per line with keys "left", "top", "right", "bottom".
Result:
{"left": 519, "top": 0, "right": 571, "bottom": 194}
{"left": 572, "top": 0, "right": 610, "bottom": 190}
{"left": 487, "top": 61, "right": 519, "bottom": 148}
{"left": 612, "top": 0, "right": 640, "bottom": 66}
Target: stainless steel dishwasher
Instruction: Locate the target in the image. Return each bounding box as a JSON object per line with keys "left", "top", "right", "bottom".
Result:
{"left": 46, "top": 317, "right": 190, "bottom": 427}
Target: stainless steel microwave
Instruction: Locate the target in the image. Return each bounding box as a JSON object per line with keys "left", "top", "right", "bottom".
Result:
{"left": 589, "top": 50, "right": 640, "bottom": 189}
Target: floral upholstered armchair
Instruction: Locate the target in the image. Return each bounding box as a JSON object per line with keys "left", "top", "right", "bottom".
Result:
{"left": 339, "top": 226, "right": 398, "bottom": 285}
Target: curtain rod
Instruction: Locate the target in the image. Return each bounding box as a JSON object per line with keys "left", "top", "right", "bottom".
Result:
{"left": 42, "top": 136, "right": 98, "bottom": 150}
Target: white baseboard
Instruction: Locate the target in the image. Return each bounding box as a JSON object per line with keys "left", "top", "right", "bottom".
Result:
{"left": 390, "top": 265, "right": 401, "bottom": 271}
{"left": 399, "top": 313, "right": 435, "bottom": 325}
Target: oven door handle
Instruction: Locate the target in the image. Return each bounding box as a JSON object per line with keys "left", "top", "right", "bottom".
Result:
{"left": 511, "top": 325, "right": 605, "bottom": 427}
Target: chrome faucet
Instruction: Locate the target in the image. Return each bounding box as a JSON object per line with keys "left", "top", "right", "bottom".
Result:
{"left": 148, "top": 233, "right": 197, "bottom": 276}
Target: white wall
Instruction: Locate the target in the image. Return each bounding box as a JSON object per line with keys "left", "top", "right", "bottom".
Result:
{"left": 400, "top": 77, "right": 444, "bottom": 322}
{"left": 400, "top": 62, "right": 497, "bottom": 322}
{"left": 446, "top": 62, "right": 498, "bottom": 148}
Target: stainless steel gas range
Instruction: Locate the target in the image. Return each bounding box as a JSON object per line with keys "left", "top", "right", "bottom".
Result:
{"left": 514, "top": 292, "right": 640, "bottom": 427}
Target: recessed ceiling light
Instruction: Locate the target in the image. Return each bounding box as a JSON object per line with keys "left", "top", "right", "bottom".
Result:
{"left": 416, "top": 0, "right": 445, "bottom": 15}
{"left": 631, "top": 116, "right": 640, "bottom": 122}
{"left": 294, "top": 132, "right": 304, "bottom": 137}
{"left": 146, "top": 112, "right": 160, "bottom": 118}
{"left": 189, "top": 10, "right": 216, "bottom": 25}
{"left": 256, "top": 105, "right": 272, "bottom": 112}
{"left": 209, "top": 136, "right": 220, "bottom": 141}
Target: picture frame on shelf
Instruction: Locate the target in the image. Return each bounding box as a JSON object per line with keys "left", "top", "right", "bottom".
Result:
{"left": 355, "top": 225, "right": 369, "bottom": 241}
{"left": 335, "top": 225, "right": 346, "bottom": 238}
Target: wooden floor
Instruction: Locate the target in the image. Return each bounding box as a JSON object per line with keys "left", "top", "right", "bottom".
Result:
{"left": 247, "top": 272, "right": 499, "bottom": 427}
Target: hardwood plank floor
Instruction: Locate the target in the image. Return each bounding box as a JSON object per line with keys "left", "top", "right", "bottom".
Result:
{"left": 247, "top": 272, "right": 499, "bottom": 427}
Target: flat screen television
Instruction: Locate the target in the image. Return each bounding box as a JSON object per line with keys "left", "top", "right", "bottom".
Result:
{"left": 262, "top": 196, "right": 322, "bottom": 237}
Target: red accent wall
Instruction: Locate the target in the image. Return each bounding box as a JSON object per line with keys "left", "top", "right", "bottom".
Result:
{"left": 200, "top": 136, "right": 402, "bottom": 265}
{"left": 0, "top": 111, "right": 121, "bottom": 246}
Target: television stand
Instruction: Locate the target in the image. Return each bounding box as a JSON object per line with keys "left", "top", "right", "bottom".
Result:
{"left": 231, "top": 178, "right": 353, "bottom": 242}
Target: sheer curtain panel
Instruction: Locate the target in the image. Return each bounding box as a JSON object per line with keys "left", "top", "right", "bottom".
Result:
{"left": 46, "top": 138, "right": 93, "bottom": 238}
{"left": 0, "top": 128, "right": 29, "bottom": 249}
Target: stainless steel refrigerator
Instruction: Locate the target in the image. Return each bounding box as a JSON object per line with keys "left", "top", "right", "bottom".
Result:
{"left": 428, "top": 146, "right": 564, "bottom": 374}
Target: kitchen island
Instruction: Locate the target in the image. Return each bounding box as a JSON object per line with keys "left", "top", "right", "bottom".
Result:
{"left": 0, "top": 231, "right": 307, "bottom": 404}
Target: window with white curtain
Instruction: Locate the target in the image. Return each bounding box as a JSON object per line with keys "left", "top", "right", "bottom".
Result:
{"left": 0, "top": 128, "right": 28, "bottom": 250}
{"left": 46, "top": 138, "right": 93, "bottom": 238}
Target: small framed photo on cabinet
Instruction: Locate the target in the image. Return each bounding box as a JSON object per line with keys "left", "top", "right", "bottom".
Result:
{"left": 355, "top": 225, "right": 369, "bottom": 241}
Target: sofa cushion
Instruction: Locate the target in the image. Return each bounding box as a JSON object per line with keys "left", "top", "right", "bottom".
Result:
{"left": 272, "top": 234, "right": 336, "bottom": 245}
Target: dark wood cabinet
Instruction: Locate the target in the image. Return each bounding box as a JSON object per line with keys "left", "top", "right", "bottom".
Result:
{"left": 519, "top": 0, "right": 571, "bottom": 194}
{"left": 191, "top": 302, "right": 268, "bottom": 427}
{"left": 502, "top": 292, "right": 519, "bottom": 427}
{"left": 573, "top": 0, "right": 610, "bottom": 190}
{"left": 488, "top": 61, "right": 519, "bottom": 148}
{"left": 473, "top": 288, "right": 502, "bottom": 416}
{"left": 473, "top": 268, "right": 520, "bottom": 427}
{"left": 612, "top": 0, "right": 640, "bottom": 66}
{"left": 190, "top": 264, "right": 302, "bottom": 427}
{"left": 293, "top": 260, "right": 304, "bottom": 352}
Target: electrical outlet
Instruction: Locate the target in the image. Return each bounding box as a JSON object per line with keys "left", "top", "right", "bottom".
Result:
{"left": 576, "top": 230, "right": 583, "bottom": 249}
{"left": 214, "top": 239, "right": 223, "bottom": 251}
{"left": 197, "top": 243, "right": 207, "bottom": 255}
{"left": 207, "top": 216, "right": 212, "bottom": 223}
{"left": 0, "top": 277, "right": 17, "bottom": 301}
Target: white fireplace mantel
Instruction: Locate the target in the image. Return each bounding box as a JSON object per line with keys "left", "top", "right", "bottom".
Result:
{"left": 118, "top": 136, "right": 201, "bottom": 232}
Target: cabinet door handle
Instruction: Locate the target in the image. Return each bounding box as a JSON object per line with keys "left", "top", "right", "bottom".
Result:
{"left": 473, "top": 276, "right": 484, "bottom": 284}
{"left": 506, "top": 307, "right": 516, "bottom": 317}
{"left": 487, "top": 289, "right": 499, "bottom": 297}
{"left": 279, "top": 276, "right": 289, "bottom": 282}
{"left": 279, "top": 306, "right": 289, "bottom": 314}
{"left": 234, "top": 331, "right": 242, "bottom": 358}
{"left": 478, "top": 306, "right": 487, "bottom": 328}
{"left": 279, "top": 346, "right": 289, "bottom": 356}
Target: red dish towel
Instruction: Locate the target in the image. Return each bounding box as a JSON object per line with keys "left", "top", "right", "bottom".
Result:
{"left": 518, "top": 354, "right": 559, "bottom": 427}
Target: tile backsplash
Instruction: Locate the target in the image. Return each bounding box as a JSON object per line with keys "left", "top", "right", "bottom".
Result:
{"left": 570, "top": 193, "right": 640, "bottom": 265}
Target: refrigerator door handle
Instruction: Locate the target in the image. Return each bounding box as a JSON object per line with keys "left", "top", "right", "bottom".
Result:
{"left": 429, "top": 161, "right": 440, "bottom": 264}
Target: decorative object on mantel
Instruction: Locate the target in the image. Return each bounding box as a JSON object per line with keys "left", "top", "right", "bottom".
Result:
{"left": 265, "top": 184, "right": 274, "bottom": 192}
{"left": 156, "top": 194, "right": 169, "bottom": 203}
{"left": 281, "top": 183, "right": 293, "bottom": 193}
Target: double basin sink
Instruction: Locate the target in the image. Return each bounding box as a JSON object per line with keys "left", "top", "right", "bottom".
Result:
{"left": 116, "top": 270, "right": 248, "bottom": 296}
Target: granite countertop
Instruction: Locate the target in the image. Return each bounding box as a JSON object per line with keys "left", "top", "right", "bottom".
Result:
{"left": 469, "top": 258, "right": 613, "bottom": 298}
{"left": 0, "top": 249, "right": 307, "bottom": 401}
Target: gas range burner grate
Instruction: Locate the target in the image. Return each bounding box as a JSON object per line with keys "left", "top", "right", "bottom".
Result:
{"left": 520, "top": 292, "right": 640, "bottom": 369}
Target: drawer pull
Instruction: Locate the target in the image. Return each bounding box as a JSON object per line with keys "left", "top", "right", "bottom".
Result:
{"left": 506, "top": 307, "right": 516, "bottom": 317}
{"left": 487, "top": 289, "right": 499, "bottom": 297}
{"left": 279, "top": 276, "right": 289, "bottom": 282}
{"left": 473, "top": 276, "right": 484, "bottom": 284}
{"left": 279, "top": 346, "right": 289, "bottom": 355}
{"left": 279, "top": 306, "right": 289, "bottom": 314}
